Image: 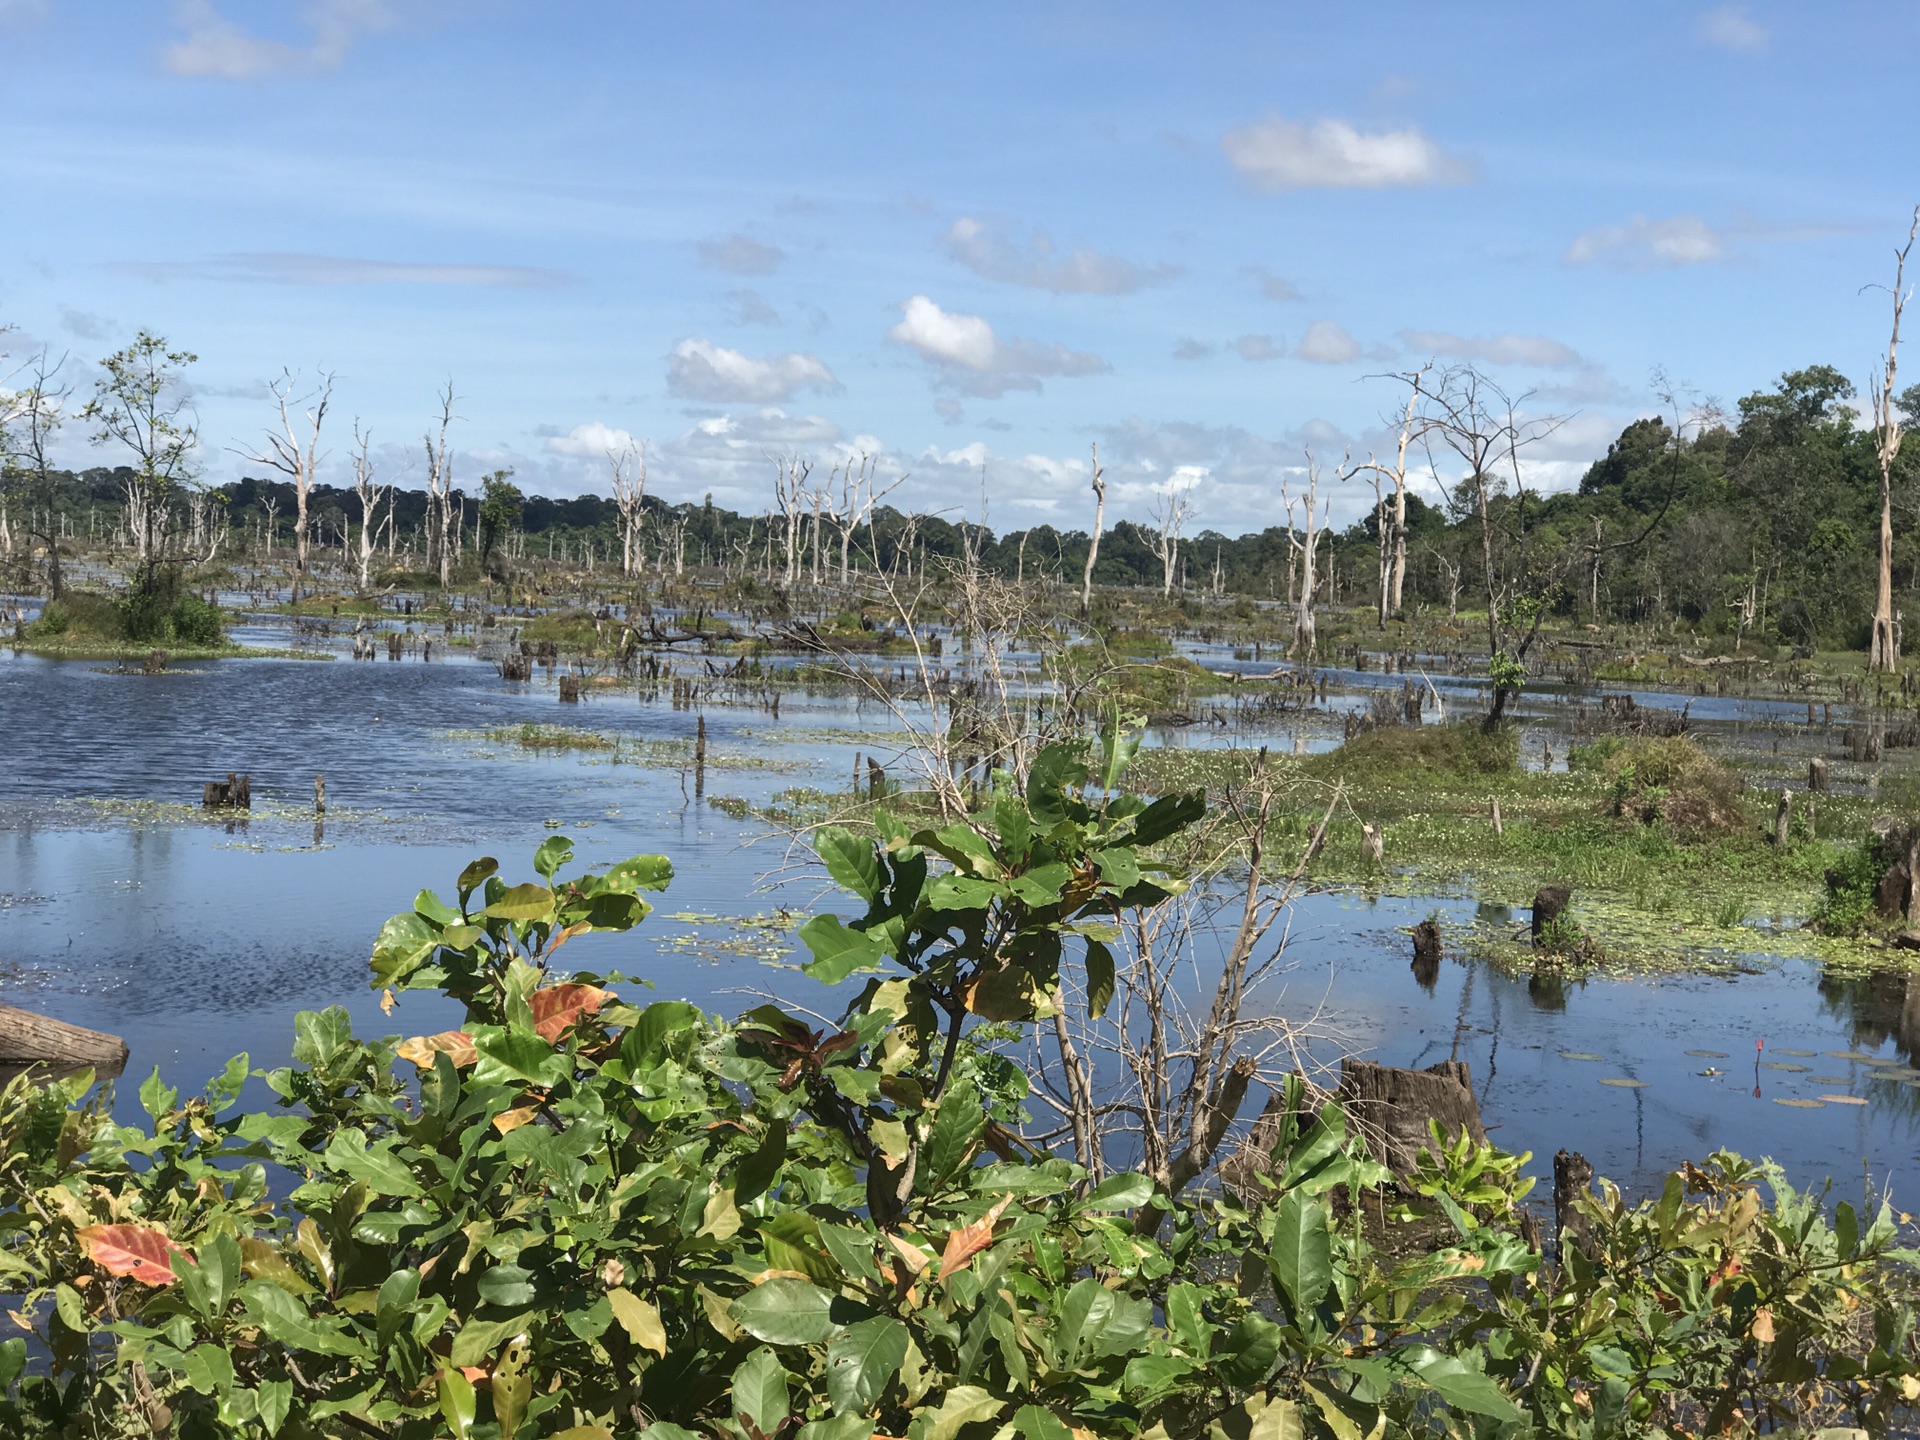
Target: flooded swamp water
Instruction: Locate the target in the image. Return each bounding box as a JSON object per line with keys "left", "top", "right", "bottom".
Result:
{"left": 4, "top": 624, "right": 1920, "bottom": 1204}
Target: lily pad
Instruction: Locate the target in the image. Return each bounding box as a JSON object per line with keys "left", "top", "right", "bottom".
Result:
{"left": 1774, "top": 1097, "right": 1826, "bottom": 1108}
{"left": 1758, "top": 1061, "right": 1809, "bottom": 1072}
{"left": 1809, "top": 1076, "right": 1854, "bottom": 1086}
{"left": 1771, "top": 1048, "right": 1817, "bottom": 1057}
{"left": 1685, "top": 1049, "right": 1730, "bottom": 1058}
{"left": 1824, "top": 1051, "right": 1881, "bottom": 1062}
{"left": 1824, "top": 1094, "right": 1869, "bottom": 1106}
{"left": 1560, "top": 1052, "right": 1607, "bottom": 1062}
{"left": 1599, "top": 1077, "right": 1648, "bottom": 1088}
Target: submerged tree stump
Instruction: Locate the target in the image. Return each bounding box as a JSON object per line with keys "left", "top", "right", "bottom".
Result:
{"left": 202, "top": 773, "right": 251, "bottom": 809}
{"left": 558, "top": 674, "right": 581, "bottom": 703}
{"left": 0, "top": 1004, "right": 128, "bottom": 1080}
{"left": 1531, "top": 886, "right": 1571, "bottom": 943}
{"left": 499, "top": 653, "right": 532, "bottom": 681}
{"left": 1410, "top": 919, "right": 1443, "bottom": 989}
{"left": 142, "top": 650, "right": 168, "bottom": 675}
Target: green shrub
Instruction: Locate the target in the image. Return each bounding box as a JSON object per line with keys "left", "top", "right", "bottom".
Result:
{"left": 167, "top": 594, "right": 224, "bottom": 646}
{"left": 1600, "top": 736, "right": 1747, "bottom": 836}
{"left": 1310, "top": 720, "right": 1519, "bottom": 778}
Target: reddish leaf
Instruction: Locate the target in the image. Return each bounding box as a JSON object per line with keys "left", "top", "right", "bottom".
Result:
{"left": 938, "top": 1196, "right": 1012, "bottom": 1282}
{"left": 397, "top": 1031, "right": 478, "bottom": 1069}
{"left": 76, "top": 1224, "right": 190, "bottom": 1287}
{"left": 530, "top": 984, "right": 609, "bottom": 1043}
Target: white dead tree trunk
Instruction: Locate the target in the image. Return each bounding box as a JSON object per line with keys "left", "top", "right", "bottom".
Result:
{"left": 1079, "top": 443, "right": 1105, "bottom": 616}
{"left": 1149, "top": 484, "right": 1194, "bottom": 597}
{"left": 1869, "top": 207, "right": 1919, "bottom": 673}
{"left": 770, "top": 456, "right": 810, "bottom": 588}
{"left": 349, "top": 422, "right": 383, "bottom": 591}
{"left": 835, "top": 452, "right": 906, "bottom": 583}
{"left": 234, "top": 369, "right": 332, "bottom": 578}
{"left": 1283, "top": 449, "right": 1337, "bottom": 657}
{"left": 609, "top": 443, "right": 647, "bottom": 578}
{"left": 423, "top": 384, "right": 458, "bottom": 590}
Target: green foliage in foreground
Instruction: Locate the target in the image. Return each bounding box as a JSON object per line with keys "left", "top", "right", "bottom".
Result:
{"left": 2, "top": 753, "right": 1920, "bottom": 1437}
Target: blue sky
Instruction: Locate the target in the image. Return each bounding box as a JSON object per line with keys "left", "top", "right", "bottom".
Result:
{"left": 1, "top": 1, "right": 1915, "bottom": 533}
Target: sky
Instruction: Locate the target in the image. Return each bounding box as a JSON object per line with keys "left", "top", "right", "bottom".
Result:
{"left": 1, "top": 0, "right": 1917, "bottom": 535}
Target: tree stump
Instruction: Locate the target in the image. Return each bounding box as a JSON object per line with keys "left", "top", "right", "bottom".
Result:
{"left": 867, "top": 757, "right": 886, "bottom": 799}
{"left": 1773, "top": 788, "right": 1792, "bottom": 847}
{"left": 1531, "top": 886, "right": 1571, "bottom": 943}
{"left": 1360, "top": 822, "right": 1383, "bottom": 865}
{"left": 1490, "top": 796, "right": 1504, "bottom": 837}
{"left": 0, "top": 1004, "right": 128, "bottom": 1080}
{"left": 1553, "top": 1149, "right": 1594, "bottom": 1261}
{"left": 202, "top": 773, "right": 251, "bottom": 809}
{"left": 1337, "top": 1058, "right": 1486, "bottom": 1174}
{"left": 142, "top": 650, "right": 168, "bottom": 675}
{"left": 314, "top": 774, "right": 326, "bottom": 815}
{"left": 499, "top": 653, "right": 532, "bottom": 681}
{"left": 1410, "top": 919, "right": 1442, "bottom": 989}
{"left": 558, "top": 674, "right": 581, "bottom": 702}
{"left": 1808, "top": 756, "right": 1829, "bottom": 794}
{"left": 387, "top": 633, "right": 402, "bottom": 660}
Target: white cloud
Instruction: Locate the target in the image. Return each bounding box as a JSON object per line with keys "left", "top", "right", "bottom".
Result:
{"left": 666, "top": 338, "right": 840, "bottom": 404}
{"left": 1172, "top": 338, "right": 1212, "bottom": 361}
{"left": 1563, "top": 214, "right": 1725, "bottom": 268}
{"left": 544, "top": 421, "right": 643, "bottom": 460}
{"left": 698, "top": 234, "right": 784, "bottom": 276}
{"left": 59, "top": 307, "right": 113, "bottom": 341}
{"left": 1234, "top": 334, "right": 1280, "bottom": 362}
{"left": 726, "top": 289, "right": 781, "bottom": 326}
{"left": 1251, "top": 268, "right": 1303, "bottom": 302}
{"left": 163, "top": 0, "right": 390, "bottom": 80}
{"left": 1222, "top": 116, "right": 1472, "bottom": 191}
{"left": 1399, "top": 330, "right": 1586, "bottom": 369}
{"left": 887, "top": 295, "right": 1107, "bottom": 398}
{"left": 1699, "top": 4, "right": 1767, "bottom": 53}
{"left": 944, "top": 217, "right": 1178, "bottom": 294}
{"left": 120, "top": 253, "right": 567, "bottom": 286}
{"left": 1296, "top": 320, "right": 1363, "bottom": 364}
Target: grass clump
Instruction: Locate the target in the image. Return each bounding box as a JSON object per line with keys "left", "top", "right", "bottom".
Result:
{"left": 1306, "top": 721, "right": 1518, "bottom": 781}
{"left": 1588, "top": 735, "right": 1748, "bottom": 837}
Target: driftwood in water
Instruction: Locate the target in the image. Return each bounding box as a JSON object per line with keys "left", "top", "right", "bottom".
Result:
{"left": 0, "top": 1004, "right": 128, "bottom": 1080}
{"left": 203, "top": 772, "right": 251, "bottom": 809}
{"left": 1336, "top": 1058, "right": 1486, "bottom": 1174}
{"left": 1531, "top": 885, "right": 1571, "bottom": 943}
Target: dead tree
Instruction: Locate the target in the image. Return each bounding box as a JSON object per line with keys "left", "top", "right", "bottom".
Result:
{"left": 1359, "top": 363, "right": 1433, "bottom": 624}
{"left": 235, "top": 369, "right": 332, "bottom": 577}
{"left": 1868, "top": 207, "right": 1919, "bottom": 673}
{"left": 423, "top": 383, "right": 459, "bottom": 589}
{"left": 1149, "top": 483, "right": 1196, "bottom": 597}
{"left": 348, "top": 422, "right": 385, "bottom": 592}
{"left": 834, "top": 451, "right": 906, "bottom": 583}
{"left": 770, "top": 456, "right": 811, "bottom": 588}
{"left": 1283, "top": 449, "right": 1337, "bottom": 657}
{"left": 1079, "top": 443, "right": 1106, "bottom": 616}
{"left": 609, "top": 442, "right": 648, "bottom": 578}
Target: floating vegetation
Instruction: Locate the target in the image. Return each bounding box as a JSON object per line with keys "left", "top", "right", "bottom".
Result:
{"left": 656, "top": 911, "right": 798, "bottom": 966}
{"left": 1775, "top": 1097, "right": 1826, "bottom": 1108}
{"left": 1561, "top": 1051, "right": 1606, "bottom": 1062}
{"left": 454, "top": 724, "right": 801, "bottom": 773}
{"left": 1600, "top": 1077, "right": 1649, "bottom": 1088}
{"left": 1772, "top": 1048, "right": 1817, "bottom": 1056}
{"left": 1759, "top": 1061, "right": 1809, "bottom": 1072}
{"left": 1686, "top": 1049, "right": 1730, "bottom": 1058}
{"left": 1824, "top": 1050, "right": 1881, "bottom": 1062}
{"left": 1809, "top": 1076, "right": 1855, "bottom": 1085}
{"left": 1825, "top": 1094, "right": 1869, "bottom": 1106}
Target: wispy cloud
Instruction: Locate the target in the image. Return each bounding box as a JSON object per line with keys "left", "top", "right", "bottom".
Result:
{"left": 1172, "top": 338, "right": 1212, "bottom": 361}
{"left": 0, "top": 0, "right": 49, "bottom": 25}
{"left": 944, "top": 217, "right": 1178, "bottom": 294}
{"left": 1699, "top": 4, "right": 1767, "bottom": 53}
{"left": 543, "top": 421, "right": 644, "bottom": 460}
{"left": 725, "top": 289, "right": 781, "bottom": 326}
{"left": 887, "top": 294, "right": 1108, "bottom": 399}
{"left": 1296, "top": 319, "right": 1393, "bottom": 365}
{"left": 1248, "top": 267, "right": 1303, "bottom": 302}
{"left": 1399, "top": 329, "right": 1587, "bottom": 368}
{"left": 698, "top": 233, "right": 785, "bottom": 276}
{"left": 1234, "top": 334, "right": 1280, "bottom": 362}
{"left": 1563, "top": 214, "right": 1725, "bottom": 268}
{"left": 666, "top": 338, "right": 839, "bottom": 404}
{"left": 163, "top": 0, "right": 392, "bottom": 80}
{"left": 118, "top": 253, "right": 569, "bottom": 286}
{"left": 1222, "top": 115, "right": 1472, "bottom": 191}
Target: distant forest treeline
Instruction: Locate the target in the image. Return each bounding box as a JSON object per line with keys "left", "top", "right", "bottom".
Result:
{"left": 10, "top": 362, "right": 1920, "bottom": 647}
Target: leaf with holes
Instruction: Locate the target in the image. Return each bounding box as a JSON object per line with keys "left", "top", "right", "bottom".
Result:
{"left": 75, "top": 1225, "right": 189, "bottom": 1287}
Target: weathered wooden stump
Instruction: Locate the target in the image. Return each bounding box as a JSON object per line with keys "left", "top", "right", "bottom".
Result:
{"left": 1490, "top": 796, "right": 1504, "bottom": 837}
{"left": 1531, "top": 885, "right": 1571, "bottom": 943}
{"left": 1410, "top": 919, "right": 1442, "bottom": 990}
{"left": 499, "top": 653, "right": 532, "bottom": 681}
{"left": 1809, "top": 756, "right": 1829, "bottom": 794}
{"left": 387, "top": 633, "right": 402, "bottom": 661}
{"left": 0, "top": 1004, "right": 128, "bottom": 1080}
{"left": 1553, "top": 1149, "right": 1594, "bottom": 1260}
{"left": 1773, "top": 788, "right": 1792, "bottom": 847}
{"left": 202, "top": 772, "right": 252, "bottom": 809}
{"left": 1337, "top": 1058, "right": 1487, "bottom": 1174}
{"left": 558, "top": 674, "right": 581, "bottom": 702}
{"left": 313, "top": 774, "right": 326, "bottom": 815}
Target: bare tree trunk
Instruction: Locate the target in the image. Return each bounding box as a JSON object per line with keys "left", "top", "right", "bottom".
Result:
{"left": 1079, "top": 444, "right": 1105, "bottom": 616}
{"left": 1870, "top": 208, "right": 1918, "bottom": 673}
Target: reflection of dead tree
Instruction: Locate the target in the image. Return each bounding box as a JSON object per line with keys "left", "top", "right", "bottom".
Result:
{"left": 1022, "top": 765, "right": 1343, "bottom": 1209}
{"left": 1149, "top": 484, "right": 1195, "bottom": 597}
{"left": 609, "top": 443, "right": 647, "bottom": 579}
{"left": 1079, "top": 444, "right": 1105, "bottom": 616}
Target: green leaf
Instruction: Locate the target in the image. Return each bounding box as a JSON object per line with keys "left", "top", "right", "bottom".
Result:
{"left": 799, "top": 1420, "right": 876, "bottom": 1440}
{"left": 370, "top": 912, "right": 442, "bottom": 987}
{"left": 472, "top": 1029, "right": 572, "bottom": 1089}
{"left": 818, "top": 828, "right": 883, "bottom": 904}
{"left": 323, "top": 1128, "right": 421, "bottom": 1197}
{"left": 605, "top": 854, "right": 674, "bottom": 892}
{"left": 493, "top": 1332, "right": 534, "bottom": 1439}
{"left": 415, "top": 888, "right": 461, "bottom": 925}
{"left": 1217, "top": 1312, "right": 1283, "bottom": 1387}
{"left": 1269, "top": 1190, "right": 1332, "bottom": 1318}
{"left": 917, "top": 1386, "right": 1004, "bottom": 1440}
{"left": 533, "top": 835, "right": 574, "bottom": 880}
{"left": 927, "top": 874, "right": 1007, "bottom": 911}
{"left": 1399, "top": 1346, "right": 1521, "bottom": 1420}
{"left": 257, "top": 1377, "right": 292, "bottom": 1436}
{"left": 241, "top": 1280, "right": 368, "bottom": 1358}
{"left": 1007, "top": 862, "right": 1071, "bottom": 907}
{"left": 1084, "top": 1172, "right": 1153, "bottom": 1210}
{"left": 457, "top": 856, "right": 500, "bottom": 902}
{"left": 1132, "top": 791, "right": 1206, "bottom": 847}
{"left": 1837, "top": 1199, "right": 1859, "bottom": 1259}
{"left": 608, "top": 1288, "right": 668, "bottom": 1355}
{"left": 292, "top": 1007, "right": 354, "bottom": 1070}
{"left": 484, "top": 882, "right": 555, "bottom": 923}
{"left": 1026, "top": 741, "right": 1090, "bottom": 826}
{"left": 1085, "top": 938, "right": 1115, "bottom": 1019}
{"left": 181, "top": 1342, "right": 235, "bottom": 1395}
{"left": 625, "top": 1001, "right": 701, "bottom": 1065}
{"left": 798, "top": 913, "right": 886, "bottom": 985}
{"left": 735, "top": 1121, "right": 789, "bottom": 1204}
{"left": 0, "top": 1337, "right": 26, "bottom": 1393}
{"left": 826, "top": 1315, "right": 908, "bottom": 1415}
{"left": 449, "top": 1311, "right": 533, "bottom": 1369}
{"left": 730, "top": 1277, "right": 840, "bottom": 1345}
{"left": 733, "top": 1347, "right": 791, "bottom": 1440}
{"left": 478, "top": 1263, "right": 537, "bottom": 1308}
{"left": 438, "top": 1367, "right": 477, "bottom": 1439}
{"left": 1093, "top": 847, "right": 1141, "bottom": 893}
{"left": 1014, "top": 1404, "right": 1073, "bottom": 1440}
{"left": 923, "top": 1084, "right": 985, "bottom": 1185}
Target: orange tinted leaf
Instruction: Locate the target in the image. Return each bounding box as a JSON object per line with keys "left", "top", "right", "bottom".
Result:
{"left": 397, "top": 1031, "right": 477, "bottom": 1068}
{"left": 76, "top": 1224, "right": 190, "bottom": 1287}
{"left": 543, "top": 921, "right": 593, "bottom": 961}
{"left": 939, "top": 1195, "right": 1012, "bottom": 1282}
{"left": 529, "top": 984, "right": 609, "bottom": 1043}
{"left": 492, "top": 1106, "right": 539, "bottom": 1135}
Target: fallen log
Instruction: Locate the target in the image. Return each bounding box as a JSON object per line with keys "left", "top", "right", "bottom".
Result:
{"left": 0, "top": 1003, "right": 128, "bottom": 1080}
